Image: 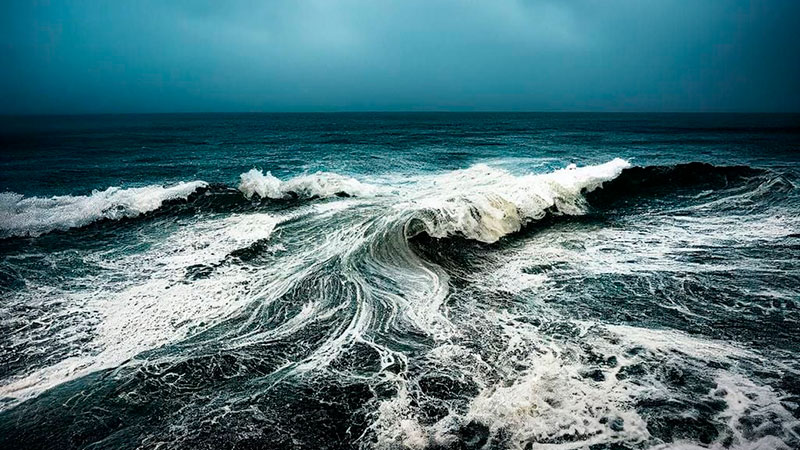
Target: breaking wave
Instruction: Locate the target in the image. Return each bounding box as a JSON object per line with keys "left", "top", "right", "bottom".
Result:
{"left": 3, "top": 160, "right": 780, "bottom": 242}
{"left": 238, "top": 169, "right": 377, "bottom": 200}
{"left": 0, "top": 181, "right": 208, "bottom": 238}
{"left": 0, "top": 160, "right": 627, "bottom": 241}
{"left": 400, "top": 158, "right": 630, "bottom": 243}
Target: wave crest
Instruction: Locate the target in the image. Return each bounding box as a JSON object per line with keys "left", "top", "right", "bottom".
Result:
{"left": 404, "top": 158, "right": 631, "bottom": 243}
{"left": 238, "top": 169, "right": 375, "bottom": 200}
{"left": 0, "top": 181, "right": 208, "bottom": 238}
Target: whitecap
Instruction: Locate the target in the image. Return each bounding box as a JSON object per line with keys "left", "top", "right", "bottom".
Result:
{"left": 0, "top": 181, "right": 208, "bottom": 238}
{"left": 238, "top": 169, "right": 376, "bottom": 200}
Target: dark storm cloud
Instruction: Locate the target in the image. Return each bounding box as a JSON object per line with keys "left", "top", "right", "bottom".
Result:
{"left": 1, "top": 0, "right": 799, "bottom": 113}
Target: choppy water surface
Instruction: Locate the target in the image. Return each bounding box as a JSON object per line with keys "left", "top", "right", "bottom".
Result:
{"left": 1, "top": 113, "right": 799, "bottom": 449}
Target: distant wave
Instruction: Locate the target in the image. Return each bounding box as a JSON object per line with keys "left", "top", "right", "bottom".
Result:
{"left": 0, "top": 181, "right": 207, "bottom": 238}
{"left": 0, "top": 169, "right": 378, "bottom": 239}
{"left": 238, "top": 169, "right": 376, "bottom": 200}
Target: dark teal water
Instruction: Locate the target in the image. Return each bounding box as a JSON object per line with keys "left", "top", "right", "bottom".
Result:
{"left": 1, "top": 113, "right": 799, "bottom": 449}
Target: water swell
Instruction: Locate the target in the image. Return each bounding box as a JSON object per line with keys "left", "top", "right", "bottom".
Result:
{"left": 585, "top": 162, "right": 772, "bottom": 206}
{"left": 1, "top": 160, "right": 783, "bottom": 242}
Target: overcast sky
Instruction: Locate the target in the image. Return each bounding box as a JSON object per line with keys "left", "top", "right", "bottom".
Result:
{"left": 2, "top": 0, "right": 799, "bottom": 114}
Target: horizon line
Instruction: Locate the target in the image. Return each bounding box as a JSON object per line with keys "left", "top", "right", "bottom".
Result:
{"left": 2, "top": 110, "right": 800, "bottom": 118}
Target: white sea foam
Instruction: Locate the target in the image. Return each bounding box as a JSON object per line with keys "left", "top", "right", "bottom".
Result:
{"left": 238, "top": 169, "right": 282, "bottom": 199}
{"left": 238, "top": 168, "right": 376, "bottom": 200}
{"left": 370, "top": 318, "right": 798, "bottom": 450}
{"left": 0, "top": 212, "right": 279, "bottom": 405}
{"left": 0, "top": 181, "right": 207, "bottom": 238}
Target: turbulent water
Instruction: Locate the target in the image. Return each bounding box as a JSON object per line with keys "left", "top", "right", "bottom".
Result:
{"left": 1, "top": 113, "right": 799, "bottom": 450}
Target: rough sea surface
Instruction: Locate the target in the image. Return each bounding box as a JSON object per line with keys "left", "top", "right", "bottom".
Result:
{"left": 1, "top": 113, "right": 799, "bottom": 449}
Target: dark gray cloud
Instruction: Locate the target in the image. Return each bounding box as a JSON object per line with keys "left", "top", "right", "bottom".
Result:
{"left": 2, "top": 0, "right": 799, "bottom": 113}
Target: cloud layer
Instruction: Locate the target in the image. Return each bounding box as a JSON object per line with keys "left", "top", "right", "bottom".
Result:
{"left": 2, "top": 0, "right": 799, "bottom": 113}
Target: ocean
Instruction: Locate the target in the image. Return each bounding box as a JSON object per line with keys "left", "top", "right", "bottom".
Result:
{"left": 0, "top": 113, "right": 799, "bottom": 449}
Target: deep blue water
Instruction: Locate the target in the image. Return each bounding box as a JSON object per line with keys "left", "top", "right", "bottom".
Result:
{"left": 2, "top": 113, "right": 799, "bottom": 196}
{"left": 0, "top": 113, "right": 799, "bottom": 449}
